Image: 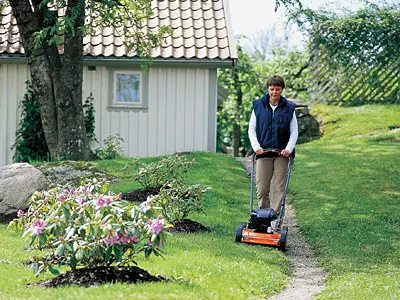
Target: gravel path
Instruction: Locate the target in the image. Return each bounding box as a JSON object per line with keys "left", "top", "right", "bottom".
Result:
{"left": 236, "top": 157, "right": 326, "bottom": 300}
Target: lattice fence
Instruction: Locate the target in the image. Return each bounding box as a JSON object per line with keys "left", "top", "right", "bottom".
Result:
{"left": 307, "top": 14, "right": 400, "bottom": 106}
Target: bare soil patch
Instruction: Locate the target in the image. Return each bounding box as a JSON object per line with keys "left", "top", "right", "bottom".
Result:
{"left": 32, "top": 266, "right": 166, "bottom": 288}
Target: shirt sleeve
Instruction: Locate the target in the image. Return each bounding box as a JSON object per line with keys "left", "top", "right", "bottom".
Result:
{"left": 285, "top": 111, "right": 298, "bottom": 153}
{"left": 248, "top": 110, "right": 262, "bottom": 152}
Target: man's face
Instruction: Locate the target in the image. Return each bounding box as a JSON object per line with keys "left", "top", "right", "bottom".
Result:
{"left": 268, "top": 85, "right": 283, "bottom": 102}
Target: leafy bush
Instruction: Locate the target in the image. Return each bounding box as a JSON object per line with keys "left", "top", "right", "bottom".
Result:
{"left": 95, "top": 134, "right": 125, "bottom": 160}
{"left": 131, "top": 155, "right": 195, "bottom": 189}
{"left": 12, "top": 81, "right": 50, "bottom": 162}
{"left": 152, "top": 182, "right": 211, "bottom": 222}
{"left": 83, "top": 93, "right": 98, "bottom": 143}
{"left": 8, "top": 179, "right": 168, "bottom": 276}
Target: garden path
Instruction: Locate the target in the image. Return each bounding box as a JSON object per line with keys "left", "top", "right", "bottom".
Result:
{"left": 236, "top": 157, "right": 326, "bottom": 300}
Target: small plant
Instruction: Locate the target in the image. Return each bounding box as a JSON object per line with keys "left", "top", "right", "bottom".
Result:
{"left": 131, "top": 155, "right": 196, "bottom": 189}
{"left": 95, "top": 134, "right": 125, "bottom": 160}
{"left": 8, "top": 178, "right": 168, "bottom": 276}
{"left": 152, "top": 182, "right": 211, "bottom": 222}
{"left": 83, "top": 93, "right": 98, "bottom": 143}
{"left": 12, "top": 81, "right": 50, "bottom": 162}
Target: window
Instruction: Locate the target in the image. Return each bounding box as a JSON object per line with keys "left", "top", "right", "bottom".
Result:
{"left": 109, "top": 69, "right": 148, "bottom": 110}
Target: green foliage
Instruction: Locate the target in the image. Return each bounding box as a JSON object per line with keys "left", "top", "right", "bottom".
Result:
{"left": 95, "top": 134, "right": 125, "bottom": 160}
{"left": 12, "top": 81, "right": 50, "bottom": 163}
{"left": 255, "top": 49, "right": 309, "bottom": 100}
{"left": 217, "top": 45, "right": 262, "bottom": 155}
{"left": 152, "top": 182, "right": 211, "bottom": 222}
{"left": 83, "top": 93, "right": 97, "bottom": 143}
{"left": 8, "top": 178, "right": 167, "bottom": 276}
{"left": 130, "top": 155, "right": 195, "bottom": 189}
{"left": 292, "top": 3, "right": 400, "bottom": 105}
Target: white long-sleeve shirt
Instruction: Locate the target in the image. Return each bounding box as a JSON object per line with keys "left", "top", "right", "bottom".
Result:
{"left": 248, "top": 104, "right": 298, "bottom": 153}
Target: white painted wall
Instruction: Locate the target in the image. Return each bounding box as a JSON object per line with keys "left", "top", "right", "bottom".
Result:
{"left": 0, "top": 64, "right": 217, "bottom": 166}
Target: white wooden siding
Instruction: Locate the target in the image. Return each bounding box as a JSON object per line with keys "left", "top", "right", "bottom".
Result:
{"left": 0, "top": 64, "right": 215, "bottom": 166}
{"left": 0, "top": 64, "right": 29, "bottom": 166}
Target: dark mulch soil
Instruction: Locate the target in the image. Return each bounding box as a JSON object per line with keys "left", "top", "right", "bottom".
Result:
{"left": 168, "top": 219, "right": 210, "bottom": 233}
{"left": 122, "top": 187, "right": 161, "bottom": 203}
{"left": 33, "top": 266, "right": 166, "bottom": 288}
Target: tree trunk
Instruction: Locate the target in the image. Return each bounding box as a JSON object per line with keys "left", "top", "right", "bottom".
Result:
{"left": 9, "top": 0, "right": 90, "bottom": 161}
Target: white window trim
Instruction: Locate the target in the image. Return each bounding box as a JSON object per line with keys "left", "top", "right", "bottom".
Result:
{"left": 108, "top": 68, "right": 149, "bottom": 111}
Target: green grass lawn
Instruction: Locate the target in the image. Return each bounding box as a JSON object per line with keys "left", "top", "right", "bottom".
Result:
{"left": 291, "top": 104, "right": 400, "bottom": 299}
{"left": 0, "top": 153, "right": 291, "bottom": 299}
{"left": 0, "top": 104, "right": 398, "bottom": 299}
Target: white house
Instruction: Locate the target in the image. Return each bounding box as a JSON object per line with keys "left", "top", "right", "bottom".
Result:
{"left": 0, "top": 0, "right": 237, "bottom": 166}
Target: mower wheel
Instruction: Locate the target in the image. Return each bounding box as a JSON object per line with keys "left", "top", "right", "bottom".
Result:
{"left": 235, "top": 222, "right": 246, "bottom": 242}
{"left": 278, "top": 226, "right": 288, "bottom": 251}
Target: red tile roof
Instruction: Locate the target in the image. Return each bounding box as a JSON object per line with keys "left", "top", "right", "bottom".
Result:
{"left": 0, "top": 0, "right": 236, "bottom": 60}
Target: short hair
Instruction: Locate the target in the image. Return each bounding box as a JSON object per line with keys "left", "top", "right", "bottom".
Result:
{"left": 266, "top": 75, "right": 285, "bottom": 89}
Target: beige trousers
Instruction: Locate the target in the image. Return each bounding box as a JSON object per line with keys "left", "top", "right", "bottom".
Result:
{"left": 255, "top": 156, "right": 288, "bottom": 213}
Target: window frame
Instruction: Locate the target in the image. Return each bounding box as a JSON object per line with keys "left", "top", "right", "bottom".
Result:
{"left": 108, "top": 68, "right": 149, "bottom": 111}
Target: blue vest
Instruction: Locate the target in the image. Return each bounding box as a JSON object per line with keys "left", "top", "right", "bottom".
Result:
{"left": 252, "top": 94, "right": 296, "bottom": 153}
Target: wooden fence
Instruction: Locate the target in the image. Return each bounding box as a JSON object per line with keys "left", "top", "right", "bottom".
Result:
{"left": 308, "top": 31, "right": 400, "bottom": 106}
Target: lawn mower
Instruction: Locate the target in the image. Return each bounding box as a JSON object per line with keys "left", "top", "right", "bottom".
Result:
{"left": 235, "top": 149, "right": 294, "bottom": 250}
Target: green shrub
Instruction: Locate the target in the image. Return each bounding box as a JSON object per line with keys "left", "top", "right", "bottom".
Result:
{"left": 131, "top": 155, "right": 195, "bottom": 189}
{"left": 152, "top": 182, "right": 211, "bottom": 222}
{"left": 8, "top": 178, "right": 168, "bottom": 276}
{"left": 12, "top": 81, "right": 50, "bottom": 162}
{"left": 95, "top": 134, "right": 125, "bottom": 160}
{"left": 83, "top": 93, "right": 98, "bottom": 143}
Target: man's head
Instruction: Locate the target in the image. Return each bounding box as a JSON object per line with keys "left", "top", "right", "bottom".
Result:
{"left": 266, "top": 75, "right": 285, "bottom": 103}
{"left": 266, "top": 75, "right": 285, "bottom": 89}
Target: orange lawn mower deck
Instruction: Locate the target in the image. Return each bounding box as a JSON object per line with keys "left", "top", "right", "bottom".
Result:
{"left": 235, "top": 149, "right": 294, "bottom": 251}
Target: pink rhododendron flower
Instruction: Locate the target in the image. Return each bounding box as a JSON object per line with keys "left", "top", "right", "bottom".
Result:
{"left": 17, "top": 210, "right": 24, "bottom": 217}
{"left": 119, "top": 235, "right": 130, "bottom": 244}
{"left": 58, "top": 194, "right": 66, "bottom": 202}
{"left": 31, "top": 219, "right": 45, "bottom": 235}
{"left": 106, "top": 198, "right": 113, "bottom": 205}
{"left": 95, "top": 197, "right": 106, "bottom": 207}
{"left": 130, "top": 236, "right": 138, "bottom": 243}
{"left": 118, "top": 192, "right": 123, "bottom": 200}
{"left": 102, "top": 232, "right": 119, "bottom": 246}
{"left": 76, "top": 197, "right": 85, "bottom": 205}
{"left": 59, "top": 236, "right": 65, "bottom": 243}
{"left": 147, "top": 215, "right": 164, "bottom": 234}
{"left": 33, "top": 211, "right": 39, "bottom": 217}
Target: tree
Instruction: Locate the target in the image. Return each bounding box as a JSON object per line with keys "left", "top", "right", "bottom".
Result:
{"left": 1, "top": 0, "right": 169, "bottom": 160}
{"left": 218, "top": 45, "right": 264, "bottom": 157}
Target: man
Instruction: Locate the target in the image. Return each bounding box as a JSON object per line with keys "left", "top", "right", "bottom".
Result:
{"left": 248, "top": 75, "right": 298, "bottom": 213}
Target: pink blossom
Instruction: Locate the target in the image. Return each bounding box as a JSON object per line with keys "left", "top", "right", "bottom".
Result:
{"left": 59, "top": 236, "right": 65, "bottom": 243}
{"left": 119, "top": 235, "right": 130, "bottom": 244}
{"left": 118, "top": 192, "right": 123, "bottom": 200}
{"left": 33, "top": 211, "right": 39, "bottom": 217}
{"left": 43, "top": 198, "right": 48, "bottom": 204}
{"left": 147, "top": 240, "right": 153, "bottom": 246}
{"left": 31, "top": 219, "right": 45, "bottom": 235}
{"left": 102, "top": 232, "right": 119, "bottom": 246}
{"left": 95, "top": 197, "right": 106, "bottom": 207}
{"left": 106, "top": 198, "right": 113, "bottom": 205}
{"left": 58, "top": 194, "right": 66, "bottom": 202}
{"left": 17, "top": 210, "right": 24, "bottom": 217}
{"left": 147, "top": 215, "right": 164, "bottom": 234}
{"left": 130, "top": 236, "right": 138, "bottom": 243}
{"left": 76, "top": 197, "right": 85, "bottom": 205}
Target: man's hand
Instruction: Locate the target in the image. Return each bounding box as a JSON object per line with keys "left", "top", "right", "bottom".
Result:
{"left": 281, "top": 149, "right": 291, "bottom": 157}
{"left": 255, "top": 148, "right": 264, "bottom": 156}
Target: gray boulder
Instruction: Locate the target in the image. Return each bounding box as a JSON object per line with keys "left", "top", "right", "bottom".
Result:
{"left": 0, "top": 163, "right": 49, "bottom": 222}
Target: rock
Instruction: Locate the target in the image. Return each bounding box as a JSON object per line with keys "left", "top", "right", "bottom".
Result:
{"left": 292, "top": 99, "right": 321, "bottom": 144}
{"left": 0, "top": 163, "right": 49, "bottom": 223}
